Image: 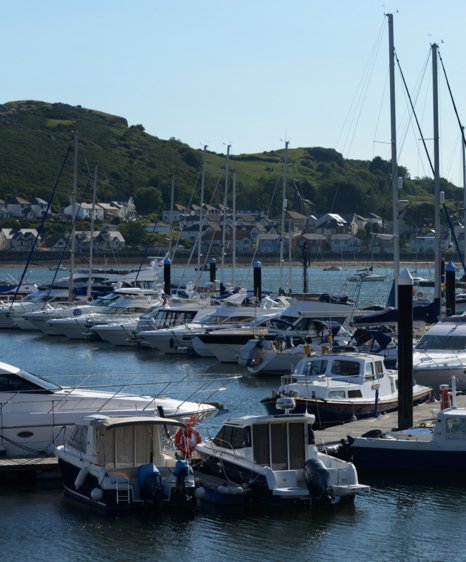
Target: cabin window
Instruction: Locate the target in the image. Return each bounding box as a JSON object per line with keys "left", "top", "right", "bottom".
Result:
{"left": 348, "top": 390, "right": 363, "bottom": 398}
{"left": 331, "top": 360, "right": 360, "bottom": 376}
{"left": 445, "top": 417, "right": 466, "bottom": 434}
{"left": 252, "top": 423, "right": 270, "bottom": 465}
{"left": 0, "top": 373, "right": 52, "bottom": 393}
{"left": 100, "top": 425, "right": 155, "bottom": 468}
{"left": 252, "top": 422, "right": 306, "bottom": 470}
{"left": 271, "top": 423, "right": 288, "bottom": 470}
{"left": 415, "top": 334, "right": 466, "bottom": 351}
{"left": 213, "top": 425, "right": 249, "bottom": 450}
{"left": 304, "top": 360, "right": 327, "bottom": 376}
{"left": 68, "top": 425, "right": 88, "bottom": 453}
{"left": 329, "top": 390, "right": 347, "bottom": 399}
{"left": 289, "top": 422, "right": 305, "bottom": 469}
{"left": 374, "top": 360, "right": 385, "bottom": 378}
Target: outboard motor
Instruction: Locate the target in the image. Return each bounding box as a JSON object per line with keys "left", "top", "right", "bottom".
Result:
{"left": 304, "top": 458, "right": 333, "bottom": 505}
{"left": 173, "top": 456, "right": 194, "bottom": 505}
{"left": 138, "top": 463, "right": 163, "bottom": 504}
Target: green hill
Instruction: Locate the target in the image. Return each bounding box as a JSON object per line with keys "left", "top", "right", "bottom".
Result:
{"left": 0, "top": 100, "right": 461, "bottom": 224}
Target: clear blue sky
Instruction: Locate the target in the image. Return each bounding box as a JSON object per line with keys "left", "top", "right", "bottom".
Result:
{"left": 2, "top": 1, "right": 466, "bottom": 186}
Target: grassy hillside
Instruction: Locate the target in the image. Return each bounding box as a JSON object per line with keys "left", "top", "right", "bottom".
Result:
{"left": 0, "top": 100, "right": 461, "bottom": 224}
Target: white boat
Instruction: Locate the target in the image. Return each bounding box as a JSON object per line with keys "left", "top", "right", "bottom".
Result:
{"left": 347, "top": 269, "right": 386, "bottom": 282}
{"left": 0, "top": 360, "right": 217, "bottom": 458}
{"left": 20, "top": 292, "right": 120, "bottom": 335}
{"left": 241, "top": 320, "right": 353, "bottom": 375}
{"left": 55, "top": 414, "right": 197, "bottom": 511}
{"left": 0, "top": 292, "right": 69, "bottom": 329}
{"left": 260, "top": 352, "right": 432, "bottom": 427}
{"left": 193, "top": 401, "right": 369, "bottom": 506}
{"left": 349, "top": 379, "right": 466, "bottom": 475}
{"left": 195, "top": 297, "right": 359, "bottom": 363}
{"left": 413, "top": 313, "right": 466, "bottom": 392}
{"left": 47, "top": 287, "right": 162, "bottom": 339}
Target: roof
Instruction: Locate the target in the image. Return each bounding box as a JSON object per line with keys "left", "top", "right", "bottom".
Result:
{"left": 88, "top": 415, "right": 185, "bottom": 429}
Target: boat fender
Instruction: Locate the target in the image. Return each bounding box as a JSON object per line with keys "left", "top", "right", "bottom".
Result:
{"left": 217, "top": 484, "right": 244, "bottom": 495}
{"left": 174, "top": 426, "right": 202, "bottom": 458}
{"left": 74, "top": 465, "right": 89, "bottom": 490}
{"left": 90, "top": 487, "right": 104, "bottom": 501}
{"left": 304, "top": 458, "right": 333, "bottom": 505}
{"left": 194, "top": 486, "right": 206, "bottom": 499}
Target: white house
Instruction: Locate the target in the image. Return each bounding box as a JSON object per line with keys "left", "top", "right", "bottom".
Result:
{"left": 7, "top": 197, "right": 32, "bottom": 218}
{"left": 63, "top": 203, "right": 105, "bottom": 221}
{"left": 329, "top": 233, "right": 362, "bottom": 254}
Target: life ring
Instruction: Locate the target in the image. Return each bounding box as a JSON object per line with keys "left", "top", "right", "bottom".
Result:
{"left": 174, "top": 426, "right": 201, "bottom": 458}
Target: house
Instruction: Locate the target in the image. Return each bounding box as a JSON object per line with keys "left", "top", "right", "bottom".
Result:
{"left": 30, "top": 197, "right": 49, "bottom": 218}
{"left": 63, "top": 203, "right": 105, "bottom": 221}
{"left": 7, "top": 197, "right": 32, "bottom": 218}
{"left": 255, "top": 233, "right": 289, "bottom": 256}
{"left": 314, "top": 213, "right": 348, "bottom": 235}
{"left": 72, "top": 230, "right": 125, "bottom": 252}
{"left": 329, "top": 233, "right": 362, "bottom": 254}
{"left": 0, "top": 228, "right": 40, "bottom": 251}
{"left": 297, "top": 233, "right": 327, "bottom": 255}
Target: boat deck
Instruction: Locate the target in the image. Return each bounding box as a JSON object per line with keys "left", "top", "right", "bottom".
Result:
{"left": 314, "top": 394, "right": 466, "bottom": 446}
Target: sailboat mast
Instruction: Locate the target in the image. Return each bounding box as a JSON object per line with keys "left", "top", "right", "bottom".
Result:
{"left": 462, "top": 126, "right": 466, "bottom": 268}
{"left": 388, "top": 13, "right": 400, "bottom": 305}
{"left": 87, "top": 165, "right": 98, "bottom": 301}
{"left": 221, "top": 145, "right": 231, "bottom": 282}
{"left": 68, "top": 131, "right": 78, "bottom": 302}
{"left": 169, "top": 177, "right": 175, "bottom": 259}
{"left": 197, "top": 145, "right": 207, "bottom": 279}
{"left": 279, "top": 140, "right": 289, "bottom": 292}
{"left": 232, "top": 169, "right": 237, "bottom": 287}
{"left": 432, "top": 42, "right": 441, "bottom": 318}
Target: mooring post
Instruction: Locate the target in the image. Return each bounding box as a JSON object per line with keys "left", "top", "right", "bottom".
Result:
{"left": 398, "top": 268, "right": 413, "bottom": 429}
{"left": 253, "top": 260, "right": 262, "bottom": 303}
{"left": 163, "top": 256, "right": 171, "bottom": 296}
{"left": 445, "top": 261, "right": 456, "bottom": 317}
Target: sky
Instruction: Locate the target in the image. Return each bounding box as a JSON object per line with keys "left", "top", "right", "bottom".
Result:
{"left": 2, "top": 0, "right": 466, "bottom": 187}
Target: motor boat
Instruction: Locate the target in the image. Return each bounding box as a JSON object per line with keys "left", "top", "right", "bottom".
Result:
{"left": 240, "top": 320, "right": 353, "bottom": 375}
{"left": 347, "top": 268, "right": 386, "bottom": 282}
{"left": 16, "top": 292, "right": 119, "bottom": 334}
{"left": 413, "top": 313, "right": 466, "bottom": 393}
{"left": 46, "top": 287, "right": 162, "bottom": 339}
{"left": 55, "top": 414, "right": 197, "bottom": 511}
{"left": 261, "top": 352, "right": 432, "bottom": 427}
{"left": 193, "top": 400, "right": 369, "bottom": 506}
{"left": 195, "top": 296, "right": 360, "bottom": 363}
{"left": 349, "top": 378, "right": 466, "bottom": 475}
{"left": 0, "top": 360, "right": 217, "bottom": 458}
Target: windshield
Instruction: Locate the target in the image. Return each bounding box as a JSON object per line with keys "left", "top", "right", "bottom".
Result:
{"left": 415, "top": 334, "right": 466, "bottom": 351}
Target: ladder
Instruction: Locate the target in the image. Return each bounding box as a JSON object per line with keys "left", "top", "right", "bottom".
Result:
{"left": 115, "top": 481, "right": 131, "bottom": 504}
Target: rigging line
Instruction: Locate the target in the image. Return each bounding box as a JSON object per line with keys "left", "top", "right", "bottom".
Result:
{"left": 336, "top": 16, "right": 386, "bottom": 157}
{"left": 395, "top": 51, "right": 435, "bottom": 177}
{"left": 438, "top": 48, "right": 466, "bottom": 148}
{"left": 10, "top": 142, "right": 73, "bottom": 307}
{"left": 396, "top": 49, "right": 431, "bottom": 174}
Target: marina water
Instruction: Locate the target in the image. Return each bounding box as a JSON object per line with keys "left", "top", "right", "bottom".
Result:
{"left": 0, "top": 263, "right": 464, "bottom": 562}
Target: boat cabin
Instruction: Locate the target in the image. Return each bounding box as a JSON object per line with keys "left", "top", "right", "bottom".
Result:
{"left": 0, "top": 361, "right": 60, "bottom": 394}
{"left": 211, "top": 413, "right": 317, "bottom": 469}
{"left": 66, "top": 414, "right": 184, "bottom": 469}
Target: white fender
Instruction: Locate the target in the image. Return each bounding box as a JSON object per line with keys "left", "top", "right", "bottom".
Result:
{"left": 74, "top": 465, "right": 89, "bottom": 489}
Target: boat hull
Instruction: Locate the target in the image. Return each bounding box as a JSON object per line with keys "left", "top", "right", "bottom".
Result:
{"left": 261, "top": 390, "right": 432, "bottom": 427}
{"left": 351, "top": 444, "right": 466, "bottom": 474}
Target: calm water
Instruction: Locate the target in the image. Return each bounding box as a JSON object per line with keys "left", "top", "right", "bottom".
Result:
{"left": 2, "top": 264, "right": 462, "bottom": 562}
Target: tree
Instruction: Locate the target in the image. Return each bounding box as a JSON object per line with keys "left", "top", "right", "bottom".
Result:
{"left": 119, "top": 221, "right": 146, "bottom": 246}
{"left": 134, "top": 187, "right": 163, "bottom": 215}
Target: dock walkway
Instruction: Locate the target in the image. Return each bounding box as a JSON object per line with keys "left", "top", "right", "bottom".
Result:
{"left": 313, "top": 394, "right": 466, "bottom": 447}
